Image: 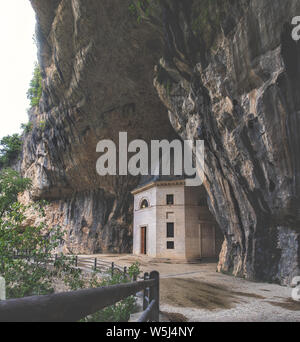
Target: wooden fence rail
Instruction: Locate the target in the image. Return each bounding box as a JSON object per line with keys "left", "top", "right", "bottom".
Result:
{"left": 0, "top": 271, "right": 159, "bottom": 322}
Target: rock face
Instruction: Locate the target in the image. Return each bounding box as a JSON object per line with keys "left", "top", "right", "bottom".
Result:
{"left": 136, "top": 0, "right": 300, "bottom": 284}
{"left": 24, "top": 0, "right": 176, "bottom": 253}
{"left": 25, "top": 0, "right": 300, "bottom": 283}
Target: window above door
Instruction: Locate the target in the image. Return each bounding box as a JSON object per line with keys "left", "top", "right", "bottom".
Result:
{"left": 140, "top": 199, "right": 149, "bottom": 209}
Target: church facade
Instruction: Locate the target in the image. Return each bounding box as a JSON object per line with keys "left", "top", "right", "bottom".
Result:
{"left": 132, "top": 179, "right": 223, "bottom": 260}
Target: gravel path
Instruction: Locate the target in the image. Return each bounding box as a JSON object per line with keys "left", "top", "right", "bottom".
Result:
{"left": 159, "top": 276, "right": 300, "bottom": 322}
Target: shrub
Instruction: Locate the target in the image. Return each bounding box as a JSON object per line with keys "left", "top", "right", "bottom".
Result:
{"left": 21, "top": 122, "right": 33, "bottom": 134}
{"left": 128, "top": 261, "right": 141, "bottom": 281}
{"left": 27, "top": 63, "right": 42, "bottom": 108}
{"left": 81, "top": 263, "right": 142, "bottom": 322}
{"left": 129, "top": 0, "right": 158, "bottom": 23}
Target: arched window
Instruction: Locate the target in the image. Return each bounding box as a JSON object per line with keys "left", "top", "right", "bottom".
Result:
{"left": 140, "top": 199, "right": 149, "bottom": 209}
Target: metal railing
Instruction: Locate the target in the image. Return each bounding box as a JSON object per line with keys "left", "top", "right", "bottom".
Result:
{"left": 0, "top": 271, "right": 159, "bottom": 322}
{"left": 12, "top": 251, "right": 127, "bottom": 276}
{"left": 74, "top": 256, "right": 126, "bottom": 275}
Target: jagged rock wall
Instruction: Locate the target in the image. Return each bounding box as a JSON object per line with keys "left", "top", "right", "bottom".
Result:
{"left": 25, "top": 0, "right": 300, "bottom": 284}
{"left": 24, "top": 0, "right": 176, "bottom": 253}
{"left": 135, "top": 0, "right": 300, "bottom": 284}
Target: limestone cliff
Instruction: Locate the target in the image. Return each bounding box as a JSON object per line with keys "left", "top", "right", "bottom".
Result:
{"left": 24, "top": 0, "right": 176, "bottom": 253}
{"left": 24, "top": 0, "right": 300, "bottom": 284}
{"left": 135, "top": 0, "right": 300, "bottom": 284}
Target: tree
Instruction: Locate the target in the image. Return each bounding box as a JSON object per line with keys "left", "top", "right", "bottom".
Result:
{"left": 0, "top": 169, "right": 83, "bottom": 298}
{"left": 0, "top": 169, "right": 31, "bottom": 218}
{"left": 0, "top": 169, "right": 140, "bottom": 322}
{"left": 0, "top": 134, "right": 22, "bottom": 168}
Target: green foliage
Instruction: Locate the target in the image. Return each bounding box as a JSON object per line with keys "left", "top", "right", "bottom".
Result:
{"left": 0, "top": 169, "right": 141, "bottom": 322}
{"left": 191, "top": 0, "right": 236, "bottom": 51}
{"left": 129, "top": 0, "right": 159, "bottom": 23}
{"left": 27, "top": 63, "right": 42, "bottom": 108}
{"left": 129, "top": 2, "right": 138, "bottom": 17}
{"left": 21, "top": 122, "right": 33, "bottom": 135}
{"left": 38, "top": 120, "right": 47, "bottom": 132}
{"left": 0, "top": 169, "right": 31, "bottom": 218}
{"left": 130, "top": 0, "right": 236, "bottom": 54}
{"left": 164, "top": 80, "right": 172, "bottom": 96}
{"left": 0, "top": 169, "right": 83, "bottom": 299}
{"left": 128, "top": 261, "right": 141, "bottom": 281}
{"left": 87, "top": 295, "right": 136, "bottom": 323}
{"left": 1, "top": 220, "right": 63, "bottom": 298}
{"left": 0, "top": 134, "right": 22, "bottom": 168}
{"left": 81, "top": 263, "right": 142, "bottom": 322}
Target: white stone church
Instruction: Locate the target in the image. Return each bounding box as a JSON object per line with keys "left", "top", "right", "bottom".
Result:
{"left": 132, "top": 177, "right": 223, "bottom": 261}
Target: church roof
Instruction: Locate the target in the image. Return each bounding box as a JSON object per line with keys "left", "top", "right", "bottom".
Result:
{"left": 131, "top": 149, "right": 197, "bottom": 194}
{"left": 131, "top": 176, "right": 186, "bottom": 195}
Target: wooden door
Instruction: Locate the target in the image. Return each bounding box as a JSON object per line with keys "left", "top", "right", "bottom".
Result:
{"left": 199, "top": 223, "right": 215, "bottom": 258}
{"left": 141, "top": 227, "right": 147, "bottom": 255}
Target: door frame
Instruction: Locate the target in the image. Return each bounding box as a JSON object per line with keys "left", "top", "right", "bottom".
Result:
{"left": 140, "top": 226, "right": 147, "bottom": 255}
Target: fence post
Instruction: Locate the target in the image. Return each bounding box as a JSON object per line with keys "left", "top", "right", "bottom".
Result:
{"left": 94, "top": 258, "right": 97, "bottom": 271}
{"left": 124, "top": 267, "right": 127, "bottom": 278}
{"left": 111, "top": 262, "right": 114, "bottom": 277}
{"left": 0, "top": 276, "right": 5, "bottom": 301}
{"left": 143, "top": 272, "right": 149, "bottom": 310}
{"left": 75, "top": 256, "right": 78, "bottom": 267}
{"left": 149, "top": 271, "right": 159, "bottom": 322}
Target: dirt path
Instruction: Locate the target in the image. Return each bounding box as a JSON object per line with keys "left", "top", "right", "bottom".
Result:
{"left": 79, "top": 254, "right": 300, "bottom": 322}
